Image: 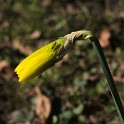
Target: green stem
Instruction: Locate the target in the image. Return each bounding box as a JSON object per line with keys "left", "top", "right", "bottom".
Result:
{"left": 62, "top": 30, "right": 124, "bottom": 123}
{"left": 89, "top": 36, "right": 124, "bottom": 124}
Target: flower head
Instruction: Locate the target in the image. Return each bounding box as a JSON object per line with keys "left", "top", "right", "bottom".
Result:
{"left": 15, "top": 30, "right": 92, "bottom": 83}
{"left": 15, "top": 37, "right": 66, "bottom": 82}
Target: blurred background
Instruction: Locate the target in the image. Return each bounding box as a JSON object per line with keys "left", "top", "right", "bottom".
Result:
{"left": 0, "top": 0, "right": 124, "bottom": 124}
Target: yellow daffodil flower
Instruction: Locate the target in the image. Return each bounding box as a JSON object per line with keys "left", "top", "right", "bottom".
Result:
{"left": 15, "top": 37, "right": 66, "bottom": 82}
{"left": 15, "top": 30, "right": 92, "bottom": 83}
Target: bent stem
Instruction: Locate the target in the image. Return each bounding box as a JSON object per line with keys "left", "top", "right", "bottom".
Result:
{"left": 64, "top": 31, "right": 124, "bottom": 123}
{"left": 89, "top": 36, "right": 124, "bottom": 124}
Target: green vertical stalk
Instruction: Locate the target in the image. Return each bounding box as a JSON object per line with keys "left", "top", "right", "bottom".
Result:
{"left": 63, "top": 30, "right": 124, "bottom": 123}
{"left": 89, "top": 36, "right": 124, "bottom": 124}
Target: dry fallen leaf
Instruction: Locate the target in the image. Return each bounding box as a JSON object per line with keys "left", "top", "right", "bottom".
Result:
{"left": 34, "top": 86, "right": 51, "bottom": 124}
{"left": 12, "top": 39, "right": 32, "bottom": 55}
{"left": 99, "top": 28, "right": 111, "bottom": 48}
{"left": 29, "top": 31, "right": 41, "bottom": 40}
{"left": 0, "top": 60, "right": 9, "bottom": 71}
{"left": 0, "top": 60, "right": 14, "bottom": 79}
{"left": 89, "top": 115, "right": 97, "bottom": 124}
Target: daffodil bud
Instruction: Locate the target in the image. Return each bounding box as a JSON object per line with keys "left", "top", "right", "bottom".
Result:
{"left": 15, "top": 30, "right": 93, "bottom": 82}
{"left": 15, "top": 37, "right": 66, "bottom": 82}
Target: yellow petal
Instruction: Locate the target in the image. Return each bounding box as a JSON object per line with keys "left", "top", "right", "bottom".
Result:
{"left": 15, "top": 41, "right": 54, "bottom": 74}
{"left": 19, "top": 52, "right": 55, "bottom": 82}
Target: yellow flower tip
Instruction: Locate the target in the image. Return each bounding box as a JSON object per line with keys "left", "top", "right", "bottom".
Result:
{"left": 15, "top": 67, "right": 32, "bottom": 82}
{"left": 18, "top": 78, "right": 22, "bottom": 82}
{"left": 18, "top": 77, "right": 26, "bottom": 83}
{"left": 14, "top": 70, "right": 23, "bottom": 82}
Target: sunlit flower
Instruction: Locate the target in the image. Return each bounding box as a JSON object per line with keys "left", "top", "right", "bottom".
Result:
{"left": 15, "top": 30, "right": 92, "bottom": 83}
{"left": 15, "top": 37, "right": 66, "bottom": 82}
